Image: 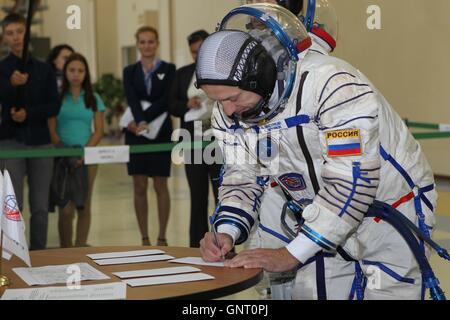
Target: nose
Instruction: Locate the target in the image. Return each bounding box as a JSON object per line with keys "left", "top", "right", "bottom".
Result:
{"left": 222, "top": 101, "right": 237, "bottom": 117}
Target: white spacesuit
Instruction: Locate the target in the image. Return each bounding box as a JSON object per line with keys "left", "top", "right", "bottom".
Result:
{"left": 197, "top": 4, "right": 438, "bottom": 300}
{"left": 244, "top": 0, "right": 344, "bottom": 299}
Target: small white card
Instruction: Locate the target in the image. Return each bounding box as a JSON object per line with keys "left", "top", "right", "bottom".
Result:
{"left": 93, "top": 255, "right": 174, "bottom": 266}
{"left": 87, "top": 249, "right": 165, "bottom": 260}
{"left": 113, "top": 266, "right": 201, "bottom": 279}
{"left": 184, "top": 101, "right": 212, "bottom": 123}
{"left": 1, "top": 282, "right": 126, "bottom": 300}
{"left": 169, "top": 257, "right": 225, "bottom": 268}
{"left": 13, "top": 263, "right": 110, "bottom": 286}
{"left": 84, "top": 146, "right": 130, "bottom": 165}
{"left": 123, "top": 273, "right": 215, "bottom": 287}
{"left": 439, "top": 124, "right": 450, "bottom": 132}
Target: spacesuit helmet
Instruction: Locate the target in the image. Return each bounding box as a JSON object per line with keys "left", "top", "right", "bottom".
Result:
{"left": 196, "top": 3, "right": 311, "bottom": 124}
{"left": 246, "top": 0, "right": 338, "bottom": 52}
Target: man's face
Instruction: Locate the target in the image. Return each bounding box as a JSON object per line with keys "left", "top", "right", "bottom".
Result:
{"left": 2, "top": 22, "right": 25, "bottom": 55}
{"left": 202, "top": 85, "right": 262, "bottom": 117}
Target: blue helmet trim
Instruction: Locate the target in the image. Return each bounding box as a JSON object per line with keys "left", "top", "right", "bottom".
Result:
{"left": 304, "top": 0, "right": 316, "bottom": 32}
{"left": 220, "top": 6, "right": 299, "bottom": 61}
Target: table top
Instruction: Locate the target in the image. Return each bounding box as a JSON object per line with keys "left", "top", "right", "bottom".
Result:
{"left": 0, "top": 246, "right": 263, "bottom": 300}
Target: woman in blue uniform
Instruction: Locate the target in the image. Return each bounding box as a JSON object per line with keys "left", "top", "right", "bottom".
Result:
{"left": 123, "top": 26, "right": 175, "bottom": 246}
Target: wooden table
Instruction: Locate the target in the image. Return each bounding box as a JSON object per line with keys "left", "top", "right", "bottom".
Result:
{"left": 0, "top": 246, "right": 263, "bottom": 300}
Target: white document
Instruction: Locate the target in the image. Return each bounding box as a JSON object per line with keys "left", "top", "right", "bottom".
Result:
{"left": 84, "top": 146, "right": 130, "bottom": 165}
{"left": 137, "top": 112, "right": 168, "bottom": 140}
{"left": 13, "top": 263, "right": 110, "bottom": 286}
{"left": 87, "top": 249, "right": 165, "bottom": 260}
{"left": 119, "top": 100, "right": 168, "bottom": 140}
{"left": 112, "top": 266, "right": 201, "bottom": 279}
{"left": 123, "top": 272, "right": 215, "bottom": 287}
{"left": 184, "top": 101, "right": 212, "bottom": 123}
{"left": 1, "top": 282, "right": 126, "bottom": 300}
{"left": 169, "top": 257, "right": 225, "bottom": 268}
{"left": 93, "top": 255, "right": 174, "bottom": 266}
{"left": 439, "top": 124, "right": 450, "bottom": 132}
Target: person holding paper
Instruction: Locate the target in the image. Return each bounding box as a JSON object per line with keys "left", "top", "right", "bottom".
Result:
{"left": 169, "top": 30, "right": 221, "bottom": 248}
{"left": 47, "top": 53, "right": 105, "bottom": 248}
{"left": 123, "top": 26, "right": 176, "bottom": 246}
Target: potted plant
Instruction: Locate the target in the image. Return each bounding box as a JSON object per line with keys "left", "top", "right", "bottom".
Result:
{"left": 93, "top": 74, "right": 125, "bottom": 138}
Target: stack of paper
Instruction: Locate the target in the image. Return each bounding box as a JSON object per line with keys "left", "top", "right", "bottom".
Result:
{"left": 112, "top": 266, "right": 201, "bottom": 279}
{"left": 169, "top": 257, "right": 226, "bottom": 267}
{"left": 87, "top": 249, "right": 174, "bottom": 266}
{"left": 112, "top": 266, "right": 214, "bottom": 288}
{"left": 1, "top": 282, "right": 126, "bottom": 300}
{"left": 13, "top": 263, "right": 110, "bottom": 286}
{"left": 84, "top": 251, "right": 217, "bottom": 287}
{"left": 123, "top": 273, "right": 215, "bottom": 287}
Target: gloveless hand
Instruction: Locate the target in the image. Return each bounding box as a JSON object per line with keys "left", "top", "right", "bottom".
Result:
{"left": 224, "top": 247, "right": 300, "bottom": 273}
{"left": 10, "top": 71, "right": 29, "bottom": 87}
{"left": 11, "top": 108, "right": 27, "bottom": 123}
{"left": 200, "top": 232, "right": 234, "bottom": 262}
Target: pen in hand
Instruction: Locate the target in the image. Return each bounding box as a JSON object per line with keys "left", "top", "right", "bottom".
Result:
{"left": 212, "top": 228, "right": 225, "bottom": 261}
{"left": 210, "top": 203, "right": 225, "bottom": 261}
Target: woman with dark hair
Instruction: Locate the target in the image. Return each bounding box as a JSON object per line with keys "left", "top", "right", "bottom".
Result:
{"left": 122, "top": 26, "right": 175, "bottom": 246}
{"left": 169, "top": 30, "right": 221, "bottom": 248}
{"left": 48, "top": 53, "right": 105, "bottom": 248}
{"left": 46, "top": 44, "right": 75, "bottom": 91}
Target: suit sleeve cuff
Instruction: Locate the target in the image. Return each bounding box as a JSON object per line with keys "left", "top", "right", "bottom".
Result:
{"left": 217, "top": 224, "right": 241, "bottom": 245}
{"left": 286, "top": 232, "right": 322, "bottom": 264}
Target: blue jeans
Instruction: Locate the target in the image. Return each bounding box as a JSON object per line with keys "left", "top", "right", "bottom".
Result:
{"left": 0, "top": 140, "right": 54, "bottom": 250}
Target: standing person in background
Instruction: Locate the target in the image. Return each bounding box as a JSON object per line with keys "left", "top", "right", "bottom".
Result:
{"left": 170, "top": 30, "right": 221, "bottom": 248}
{"left": 123, "top": 26, "right": 175, "bottom": 246}
{"left": 48, "top": 53, "right": 105, "bottom": 248}
{"left": 46, "top": 44, "right": 75, "bottom": 92}
{"left": 0, "top": 13, "right": 59, "bottom": 250}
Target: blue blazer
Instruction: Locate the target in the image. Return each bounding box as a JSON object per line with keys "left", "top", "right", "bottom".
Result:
{"left": 123, "top": 60, "right": 176, "bottom": 144}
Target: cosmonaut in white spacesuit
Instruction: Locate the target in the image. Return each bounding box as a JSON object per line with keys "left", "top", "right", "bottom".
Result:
{"left": 243, "top": 0, "right": 339, "bottom": 300}
{"left": 197, "top": 3, "right": 443, "bottom": 300}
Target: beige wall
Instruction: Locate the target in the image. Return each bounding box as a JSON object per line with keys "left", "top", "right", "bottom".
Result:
{"left": 330, "top": 0, "right": 450, "bottom": 175}
{"left": 41, "top": 0, "right": 98, "bottom": 79}
{"left": 95, "top": 0, "right": 118, "bottom": 77}
{"left": 115, "top": 0, "right": 171, "bottom": 76}
{"left": 171, "top": 0, "right": 241, "bottom": 67}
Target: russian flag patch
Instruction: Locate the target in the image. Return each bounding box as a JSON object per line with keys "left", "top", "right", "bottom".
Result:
{"left": 326, "top": 129, "right": 362, "bottom": 157}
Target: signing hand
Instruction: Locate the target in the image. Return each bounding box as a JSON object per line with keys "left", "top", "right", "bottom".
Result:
{"left": 200, "top": 232, "right": 234, "bottom": 262}
{"left": 10, "top": 71, "right": 29, "bottom": 87}
{"left": 11, "top": 108, "right": 27, "bottom": 123}
{"left": 187, "top": 97, "right": 202, "bottom": 110}
{"left": 224, "top": 247, "right": 300, "bottom": 272}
